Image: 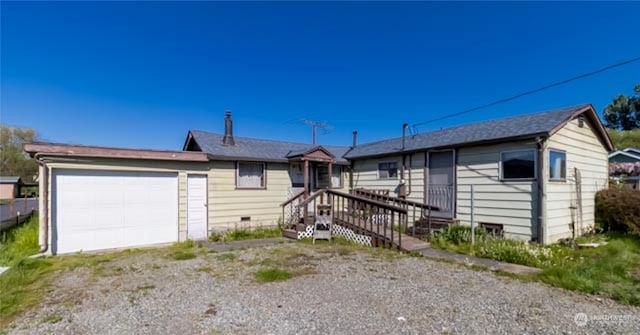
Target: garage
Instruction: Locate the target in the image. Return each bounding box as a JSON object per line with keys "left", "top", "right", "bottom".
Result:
{"left": 52, "top": 169, "right": 179, "bottom": 254}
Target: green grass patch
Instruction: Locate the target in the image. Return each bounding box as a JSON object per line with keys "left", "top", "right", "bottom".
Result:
{"left": 166, "top": 240, "right": 202, "bottom": 260}
{"left": 0, "top": 215, "right": 40, "bottom": 266}
{"left": 169, "top": 251, "right": 196, "bottom": 261}
{"left": 254, "top": 268, "right": 293, "bottom": 283}
{"left": 209, "top": 227, "right": 282, "bottom": 242}
{"left": 537, "top": 237, "right": 640, "bottom": 305}
{"left": 432, "top": 225, "right": 640, "bottom": 305}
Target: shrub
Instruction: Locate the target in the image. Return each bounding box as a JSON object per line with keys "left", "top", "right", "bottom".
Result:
{"left": 595, "top": 189, "right": 640, "bottom": 235}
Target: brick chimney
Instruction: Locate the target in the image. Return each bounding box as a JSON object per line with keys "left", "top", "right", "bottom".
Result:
{"left": 222, "top": 110, "right": 235, "bottom": 146}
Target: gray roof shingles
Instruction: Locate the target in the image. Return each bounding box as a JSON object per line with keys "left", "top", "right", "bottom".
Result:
{"left": 187, "top": 130, "right": 352, "bottom": 164}
{"left": 344, "top": 104, "right": 592, "bottom": 159}
{"left": 188, "top": 104, "right": 598, "bottom": 162}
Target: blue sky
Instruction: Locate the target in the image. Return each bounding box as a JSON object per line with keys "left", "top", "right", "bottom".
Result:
{"left": 1, "top": 1, "right": 639, "bottom": 150}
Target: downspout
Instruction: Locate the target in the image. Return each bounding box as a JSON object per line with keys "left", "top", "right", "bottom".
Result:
{"left": 401, "top": 153, "right": 412, "bottom": 198}
{"left": 34, "top": 153, "right": 49, "bottom": 253}
{"left": 349, "top": 131, "right": 357, "bottom": 193}
{"left": 400, "top": 123, "right": 409, "bottom": 198}
{"left": 536, "top": 137, "right": 546, "bottom": 244}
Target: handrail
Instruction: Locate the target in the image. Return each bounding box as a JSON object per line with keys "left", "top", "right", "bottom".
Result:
{"left": 353, "top": 188, "right": 439, "bottom": 211}
{"left": 280, "top": 189, "right": 306, "bottom": 207}
{"left": 298, "top": 189, "right": 328, "bottom": 207}
{"left": 327, "top": 189, "right": 408, "bottom": 214}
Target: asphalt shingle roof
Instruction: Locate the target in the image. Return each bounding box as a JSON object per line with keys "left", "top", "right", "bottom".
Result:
{"left": 187, "top": 104, "right": 606, "bottom": 162}
{"left": 344, "top": 104, "right": 593, "bottom": 159}
{"left": 187, "top": 130, "right": 351, "bottom": 164}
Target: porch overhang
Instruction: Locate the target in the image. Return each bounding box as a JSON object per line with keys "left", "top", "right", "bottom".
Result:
{"left": 286, "top": 146, "right": 336, "bottom": 164}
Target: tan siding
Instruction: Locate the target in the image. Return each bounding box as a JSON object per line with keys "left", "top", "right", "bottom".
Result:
{"left": 351, "top": 153, "right": 426, "bottom": 202}
{"left": 352, "top": 156, "right": 403, "bottom": 196}
{"left": 408, "top": 152, "right": 425, "bottom": 203}
{"left": 208, "top": 161, "right": 291, "bottom": 230}
{"left": 456, "top": 141, "right": 538, "bottom": 240}
{"left": 178, "top": 172, "right": 188, "bottom": 241}
{"left": 544, "top": 117, "right": 609, "bottom": 242}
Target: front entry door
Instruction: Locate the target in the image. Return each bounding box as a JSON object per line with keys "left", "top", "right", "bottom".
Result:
{"left": 187, "top": 175, "right": 208, "bottom": 240}
{"left": 427, "top": 151, "right": 454, "bottom": 218}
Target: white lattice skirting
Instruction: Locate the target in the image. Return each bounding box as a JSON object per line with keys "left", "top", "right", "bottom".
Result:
{"left": 332, "top": 224, "right": 372, "bottom": 247}
{"left": 296, "top": 224, "right": 372, "bottom": 247}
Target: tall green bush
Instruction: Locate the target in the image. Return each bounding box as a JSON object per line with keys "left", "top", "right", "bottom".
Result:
{"left": 595, "top": 189, "right": 640, "bottom": 236}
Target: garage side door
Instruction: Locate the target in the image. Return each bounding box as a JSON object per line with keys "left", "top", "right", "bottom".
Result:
{"left": 52, "top": 169, "right": 178, "bottom": 254}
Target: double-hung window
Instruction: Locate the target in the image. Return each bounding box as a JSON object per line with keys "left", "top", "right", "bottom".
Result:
{"left": 378, "top": 162, "right": 398, "bottom": 179}
{"left": 237, "top": 162, "right": 266, "bottom": 189}
{"left": 549, "top": 150, "right": 566, "bottom": 181}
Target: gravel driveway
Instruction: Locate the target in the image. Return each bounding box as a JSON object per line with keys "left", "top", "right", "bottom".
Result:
{"left": 6, "top": 242, "right": 640, "bottom": 335}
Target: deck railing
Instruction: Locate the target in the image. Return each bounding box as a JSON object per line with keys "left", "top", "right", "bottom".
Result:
{"left": 352, "top": 188, "right": 440, "bottom": 237}
{"left": 281, "top": 188, "right": 411, "bottom": 249}
{"left": 280, "top": 190, "right": 306, "bottom": 230}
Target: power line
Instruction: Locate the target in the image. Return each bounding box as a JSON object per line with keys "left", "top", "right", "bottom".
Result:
{"left": 410, "top": 56, "right": 640, "bottom": 131}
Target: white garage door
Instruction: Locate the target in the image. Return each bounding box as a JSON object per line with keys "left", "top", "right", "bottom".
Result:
{"left": 52, "top": 169, "right": 178, "bottom": 254}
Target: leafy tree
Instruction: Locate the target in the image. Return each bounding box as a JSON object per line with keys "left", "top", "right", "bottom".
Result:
{"left": 0, "top": 125, "right": 39, "bottom": 181}
{"left": 603, "top": 84, "right": 640, "bottom": 130}
{"left": 607, "top": 128, "right": 640, "bottom": 150}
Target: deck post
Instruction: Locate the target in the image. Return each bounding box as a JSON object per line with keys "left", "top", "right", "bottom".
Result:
{"left": 328, "top": 162, "right": 333, "bottom": 189}
{"left": 304, "top": 160, "right": 309, "bottom": 222}
{"left": 304, "top": 160, "right": 309, "bottom": 197}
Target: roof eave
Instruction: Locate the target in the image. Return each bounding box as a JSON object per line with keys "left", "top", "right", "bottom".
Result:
{"left": 24, "top": 142, "right": 209, "bottom": 162}
{"left": 345, "top": 132, "right": 549, "bottom": 160}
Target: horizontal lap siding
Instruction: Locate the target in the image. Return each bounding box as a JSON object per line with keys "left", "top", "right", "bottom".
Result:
{"left": 352, "top": 156, "right": 403, "bottom": 196}
{"left": 209, "top": 161, "right": 290, "bottom": 230}
{"left": 456, "top": 142, "right": 537, "bottom": 240}
{"left": 351, "top": 153, "right": 426, "bottom": 203}
{"left": 408, "top": 152, "right": 425, "bottom": 203}
{"left": 544, "top": 117, "right": 609, "bottom": 242}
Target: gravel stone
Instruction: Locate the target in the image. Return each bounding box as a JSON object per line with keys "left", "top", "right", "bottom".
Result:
{"left": 6, "top": 243, "right": 640, "bottom": 334}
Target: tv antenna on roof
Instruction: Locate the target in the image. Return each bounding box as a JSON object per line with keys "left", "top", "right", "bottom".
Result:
{"left": 298, "top": 119, "right": 333, "bottom": 145}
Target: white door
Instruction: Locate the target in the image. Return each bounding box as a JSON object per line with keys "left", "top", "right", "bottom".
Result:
{"left": 52, "top": 169, "right": 178, "bottom": 254}
{"left": 187, "top": 175, "right": 208, "bottom": 240}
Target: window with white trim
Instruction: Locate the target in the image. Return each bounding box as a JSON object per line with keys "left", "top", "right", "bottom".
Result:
{"left": 378, "top": 162, "right": 398, "bottom": 179}
{"left": 316, "top": 166, "right": 342, "bottom": 188}
{"left": 237, "top": 162, "right": 266, "bottom": 188}
{"left": 549, "top": 150, "right": 566, "bottom": 181}
{"left": 500, "top": 150, "right": 536, "bottom": 180}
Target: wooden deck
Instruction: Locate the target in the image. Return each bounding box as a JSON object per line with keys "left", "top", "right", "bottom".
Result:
{"left": 334, "top": 210, "right": 431, "bottom": 253}
{"left": 281, "top": 188, "right": 435, "bottom": 253}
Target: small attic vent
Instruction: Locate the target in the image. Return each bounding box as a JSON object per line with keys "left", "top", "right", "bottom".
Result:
{"left": 578, "top": 115, "right": 585, "bottom": 128}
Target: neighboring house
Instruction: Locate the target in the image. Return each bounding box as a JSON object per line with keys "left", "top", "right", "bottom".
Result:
{"left": 0, "top": 176, "right": 22, "bottom": 199}
{"left": 609, "top": 148, "right": 640, "bottom": 189}
{"left": 608, "top": 148, "right": 640, "bottom": 163}
{"left": 345, "top": 104, "right": 613, "bottom": 243}
{"left": 24, "top": 104, "right": 612, "bottom": 254}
